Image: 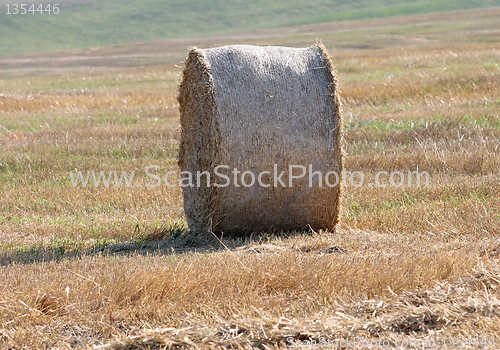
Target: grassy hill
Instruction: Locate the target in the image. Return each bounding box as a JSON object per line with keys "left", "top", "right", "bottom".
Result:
{"left": 1, "top": 0, "right": 500, "bottom": 56}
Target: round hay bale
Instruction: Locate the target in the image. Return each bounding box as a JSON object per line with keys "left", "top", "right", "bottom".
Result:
{"left": 178, "top": 43, "right": 344, "bottom": 236}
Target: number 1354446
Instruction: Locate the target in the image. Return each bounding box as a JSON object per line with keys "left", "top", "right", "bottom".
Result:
{"left": 5, "top": 4, "right": 59, "bottom": 14}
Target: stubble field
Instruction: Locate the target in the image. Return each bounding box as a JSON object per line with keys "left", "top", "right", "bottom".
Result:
{"left": 0, "top": 7, "right": 499, "bottom": 349}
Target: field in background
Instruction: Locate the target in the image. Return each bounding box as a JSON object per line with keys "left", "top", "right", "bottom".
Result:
{"left": 1, "top": 0, "right": 500, "bottom": 56}
{"left": 1, "top": 8, "right": 500, "bottom": 349}
{"left": 1, "top": 7, "right": 500, "bottom": 78}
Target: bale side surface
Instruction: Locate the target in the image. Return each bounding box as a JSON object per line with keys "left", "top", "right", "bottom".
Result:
{"left": 178, "top": 43, "right": 343, "bottom": 235}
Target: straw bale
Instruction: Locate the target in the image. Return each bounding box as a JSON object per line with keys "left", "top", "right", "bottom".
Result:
{"left": 178, "top": 43, "right": 343, "bottom": 235}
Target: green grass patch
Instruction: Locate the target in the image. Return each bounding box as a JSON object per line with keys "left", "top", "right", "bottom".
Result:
{"left": 1, "top": 0, "right": 500, "bottom": 56}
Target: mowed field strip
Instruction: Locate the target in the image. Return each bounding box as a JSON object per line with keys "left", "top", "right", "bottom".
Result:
{"left": 0, "top": 7, "right": 500, "bottom": 349}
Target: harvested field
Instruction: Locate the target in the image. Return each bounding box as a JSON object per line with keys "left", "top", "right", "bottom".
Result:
{"left": 0, "top": 8, "right": 500, "bottom": 349}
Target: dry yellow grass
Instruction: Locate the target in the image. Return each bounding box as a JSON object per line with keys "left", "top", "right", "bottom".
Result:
{"left": 1, "top": 8, "right": 500, "bottom": 349}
